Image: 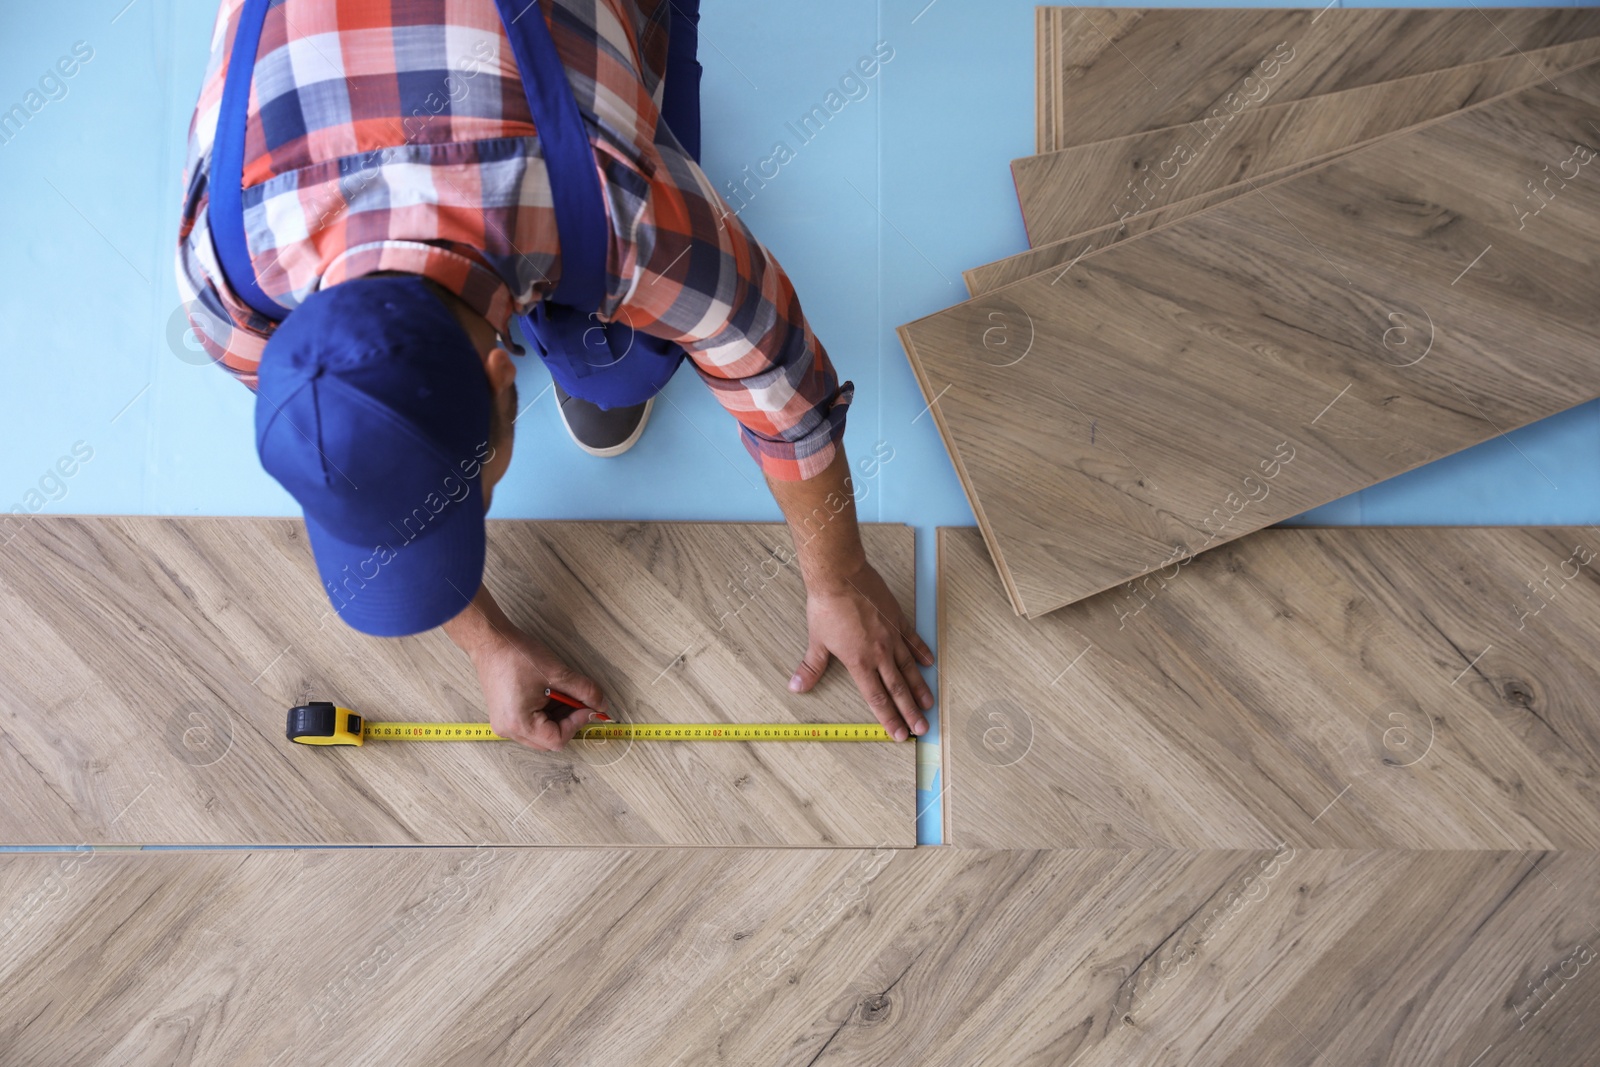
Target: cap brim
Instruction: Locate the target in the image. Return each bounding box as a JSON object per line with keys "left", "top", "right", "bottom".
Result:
{"left": 303, "top": 478, "right": 487, "bottom": 638}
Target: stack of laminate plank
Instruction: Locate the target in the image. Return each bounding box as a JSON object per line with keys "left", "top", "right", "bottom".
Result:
{"left": 901, "top": 6, "right": 1600, "bottom": 618}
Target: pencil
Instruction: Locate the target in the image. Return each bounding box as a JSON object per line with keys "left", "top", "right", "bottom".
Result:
{"left": 545, "top": 687, "right": 612, "bottom": 722}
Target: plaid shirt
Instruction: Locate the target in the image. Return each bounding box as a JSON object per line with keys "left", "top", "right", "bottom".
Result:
{"left": 176, "top": 0, "right": 850, "bottom": 480}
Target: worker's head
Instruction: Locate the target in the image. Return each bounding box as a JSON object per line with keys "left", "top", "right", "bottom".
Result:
{"left": 254, "top": 274, "right": 518, "bottom": 637}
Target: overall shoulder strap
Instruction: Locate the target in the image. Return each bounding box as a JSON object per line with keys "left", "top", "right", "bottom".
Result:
{"left": 210, "top": 0, "right": 290, "bottom": 322}
{"left": 211, "top": 0, "right": 609, "bottom": 321}
{"left": 492, "top": 0, "right": 607, "bottom": 312}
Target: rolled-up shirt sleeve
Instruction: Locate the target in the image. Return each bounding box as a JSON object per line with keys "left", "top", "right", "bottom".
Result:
{"left": 605, "top": 135, "right": 852, "bottom": 482}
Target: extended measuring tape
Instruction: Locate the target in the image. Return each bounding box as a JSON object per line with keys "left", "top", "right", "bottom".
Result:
{"left": 285, "top": 701, "right": 894, "bottom": 746}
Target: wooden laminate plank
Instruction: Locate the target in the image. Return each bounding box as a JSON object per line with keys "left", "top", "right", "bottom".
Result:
{"left": 993, "top": 30, "right": 1600, "bottom": 295}
{"left": 1035, "top": 6, "right": 1600, "bottom": 153}
{"left": 2, "top": 848, "right": 1596, "bottom": 1065}
{"left": 938, "top": 526, "right": 1600, "bottom": 849}
{"left": 966, "top": 156, "right": 1328, "bottom": 296}
{"left": 900, "top": 67, "right": 1600, "bottom": 617}
{"left": 0, "top": 517, "right": 915, "bottom": 846}
{"left": 1013, "top": 38, "right": 1600, "bottom": 260}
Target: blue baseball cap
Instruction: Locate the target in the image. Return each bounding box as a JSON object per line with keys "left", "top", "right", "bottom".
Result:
{"left": 255, "top": 274, "right": 493, "bottom": 637}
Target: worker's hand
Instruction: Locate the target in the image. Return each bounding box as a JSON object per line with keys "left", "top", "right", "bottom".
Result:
{"left": 470, "top": 625, "right": 608, "bottom": 751}
{"left": 789, "top": 562, "right": 934, "bottom": 742}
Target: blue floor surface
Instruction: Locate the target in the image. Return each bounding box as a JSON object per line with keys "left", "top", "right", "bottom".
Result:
{"left": 1, "top": 0, "right": 1596, "bottom": 847}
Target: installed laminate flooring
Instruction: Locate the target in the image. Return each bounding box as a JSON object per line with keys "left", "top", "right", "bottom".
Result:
{"left": 1035, "top": 5, "right": 1600, "bottom": 152}
{"left": 899, "top": 68, "right": 1600, "bottom": 617}
{"left": 2, "top": 848, "right": 1596, "bottom": 1066}
{"left": 0, "top": 517, "right": 914, "bottom": 846}
{"left": 1014, "top": 38, "right": 1600, "bottom": 250}
{"left": 938, "top": 526, "right": 1600, "bottom": 850}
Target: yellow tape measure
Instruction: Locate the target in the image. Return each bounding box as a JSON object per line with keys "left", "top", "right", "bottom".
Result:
{"left": 286, "top": 702, "right": 894, "bottom": 746}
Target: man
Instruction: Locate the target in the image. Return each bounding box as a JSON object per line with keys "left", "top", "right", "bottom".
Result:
{"left": 176, "top": 0, "right": 933, "bottom": 750}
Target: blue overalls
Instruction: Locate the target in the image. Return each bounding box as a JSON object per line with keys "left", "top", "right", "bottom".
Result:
{"left": 210, "top": 0, "right": 701, "bottom": 410}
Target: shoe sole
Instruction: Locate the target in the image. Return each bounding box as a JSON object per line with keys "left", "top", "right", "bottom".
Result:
{"left": 558, "top": 396, "right": 654, "bottom": 458}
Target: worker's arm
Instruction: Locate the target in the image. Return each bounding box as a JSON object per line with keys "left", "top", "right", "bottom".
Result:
{"left": 437, "top": 341, "right": 609, "bottom": 751}
{"left": 768, "top": 446, "right": 933, "bottom": 741}
{"left": 614, "top": 137, "right": 933, "bottom": 733}
{"left": 441, "top": 581, "right": 608, "bottom": 750}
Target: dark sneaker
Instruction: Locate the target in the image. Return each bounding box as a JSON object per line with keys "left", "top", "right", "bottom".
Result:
{"left": 553, "top": 384, "right": 653, "bottom": 457}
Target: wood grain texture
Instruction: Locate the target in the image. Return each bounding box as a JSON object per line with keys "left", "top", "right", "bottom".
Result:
{"left": 1015, "top": 37, "right": 1600, "bottom": 251}
{"left": 966, "top": 156, "right": 1328, "bottom": 296}
{"left": 0, "top": 517, "right": 914, "bottom": 846}
{"left": 939, "top": 526, "right": 1600, "bottom": 850}
{"left": 980, "top": 42, "right": 1582, "bottom": 295}
{"left": 3, "top": 847, "right": 1597, "bottom": 1066}
{"left": 901, "top": 68, "right": 1600, "bottom": 617}
{"left": 1035, "top": 5, "right": 1600, "bottom": 152}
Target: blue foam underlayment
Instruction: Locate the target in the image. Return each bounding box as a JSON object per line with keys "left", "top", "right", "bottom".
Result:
{"left": 1, "top": 0, "right": 1596, "bottom": 853}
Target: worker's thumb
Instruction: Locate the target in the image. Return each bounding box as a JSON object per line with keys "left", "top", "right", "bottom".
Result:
{"left": 550, "top": 667, "right": 608, "bottom": 714}
{"left": 789, "top": 643, "right": 830, "bottom": 693}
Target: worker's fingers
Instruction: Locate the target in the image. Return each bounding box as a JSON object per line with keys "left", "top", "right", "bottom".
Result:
{"left": 845, "top": 660, "right": 909, "bottom": 742}
{"left": 523, "top": 711, "right": 568, "bottom": 752}
{"left": 895, "top": 643, "right": 935, "bottom": 722}
{"left": 878, "top": 654, "right": 927, "bottom": 739}
{"left": 555, "top": 706, "right": 590, "bottom": 745}
{"left": 901, "top": 622, "right": 935, "bottom": 668}
{"left": 546, "top": 665, "right": 608, "bottom": 714}
{"left": 789, "top": 642, "right": 831, "bottom": 694}
{"left": 487, "top": 706, "right": 537, "bottom": 749}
